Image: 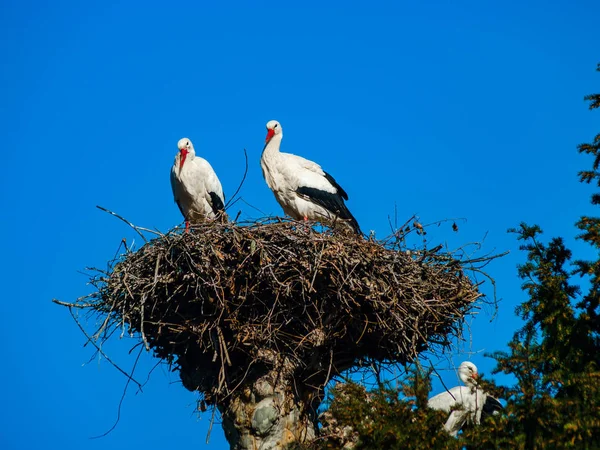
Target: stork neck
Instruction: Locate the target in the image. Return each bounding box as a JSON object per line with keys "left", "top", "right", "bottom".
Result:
{"left": 262, "top": 134, "right": 283, "bottom": 159}
{"left": 463, "top": 377, "right": 477, "bottom": 387}
{"left": 177, "top": 148, "right": 196, "bottom": 174}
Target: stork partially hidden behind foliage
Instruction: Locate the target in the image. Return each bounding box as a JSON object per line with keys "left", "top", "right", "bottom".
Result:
{"left": 170, "top": 138, "right": 225, "bottom": 230}
{"left": 260, "top": 120, "right": 361, "bottom": 234}
{"left": 428, "top": 361, "right": 503, "bottom": 437}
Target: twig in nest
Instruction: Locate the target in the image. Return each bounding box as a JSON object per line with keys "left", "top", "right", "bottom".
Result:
{"left": 224, "top": 148, "right": 249, "bottom": 210}
{"left": 90, "top": 345, "right": 144, "bottom": 439}
{"left": 62, "top": 305, "right": 142, "bottom": 390}
{"left": 96, "top": 205, "right": 148, "bottom": 243}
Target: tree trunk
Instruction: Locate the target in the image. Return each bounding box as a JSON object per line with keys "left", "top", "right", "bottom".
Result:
{"left": 219, "top": 355, "right": 318, "bottom": 450}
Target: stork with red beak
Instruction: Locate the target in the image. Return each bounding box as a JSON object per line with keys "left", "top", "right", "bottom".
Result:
{"left": 428, "top": 361, "right": 503, "bottom": 436}
{"left": 170, "top": 137, "right": 225, "bottom": 230}
{"left": 260, "top": 120, "right": 361, "bottom": 234}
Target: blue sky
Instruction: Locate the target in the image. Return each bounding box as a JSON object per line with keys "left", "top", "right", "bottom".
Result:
{"left": 1, "top": 1, "right": 599, "bottom": 448}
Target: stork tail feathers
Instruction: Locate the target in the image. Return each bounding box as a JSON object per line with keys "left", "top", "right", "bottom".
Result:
{"left": 296, "top": 186, "right": 361, "bottom": 234}
{"left": 209, "top": 192, "right": 225, "bottom": 215}
{"left": 482, "top": 396, "right": 504, "bottom": 417}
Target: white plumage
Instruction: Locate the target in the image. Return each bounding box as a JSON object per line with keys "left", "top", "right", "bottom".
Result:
{"left": 428, "top": 361, "right": 503, "bottom": 436}
{"left": 170, "top": 137, "right": 225, "bottom": 228}
{"left": 260, "top": 120, "right": 361, "bottom": 234}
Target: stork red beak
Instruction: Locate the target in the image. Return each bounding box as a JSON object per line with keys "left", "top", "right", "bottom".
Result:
{"left": 265, "top": 128, "right": 275, "bottom": 143}
{"left": 179, "top": 148, "right": 189, "bottom": 174}
{"left": 471, "top": 373, "right": 478, "bottom": 380}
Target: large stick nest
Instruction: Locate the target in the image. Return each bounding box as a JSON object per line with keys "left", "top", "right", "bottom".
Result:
{"left": 72, "top": 219, "right": 489, "bottom": 404}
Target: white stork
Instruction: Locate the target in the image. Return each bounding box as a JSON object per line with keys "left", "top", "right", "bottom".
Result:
{"left": 260, "top": 120, "right": 361, "bottom": 234}
{"left": 170, "top": 137, "right": 225, "bottom": 230}
{"left": 428, "top": 361, "right": 503, "bottom": 436}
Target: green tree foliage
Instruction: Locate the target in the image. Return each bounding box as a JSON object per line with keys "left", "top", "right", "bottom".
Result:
{"left": 574, "top": 62, "right": 600, "bottom": 352}
{"left": 485, "top": 222, "right": 600, "bottom": 448}
{"left": 290, "top": 366, "right": 458, "bottom": 450}
{"left": 294, "top": 64, "right": 600, "bottom": 449}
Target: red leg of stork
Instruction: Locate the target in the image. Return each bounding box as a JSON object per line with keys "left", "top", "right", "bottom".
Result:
{"left": 185, "top": 220, "right": 190, "bottom": 233}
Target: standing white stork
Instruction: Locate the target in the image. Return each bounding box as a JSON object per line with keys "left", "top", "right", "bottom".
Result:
{"left": 428, "top": 361, "right": 503, "bottom": 436}
{"left": 170, "top": 137, "right": 225, "bottom": 230}
{"left": 260, "top": 120, "right": 361, "bottom": 234}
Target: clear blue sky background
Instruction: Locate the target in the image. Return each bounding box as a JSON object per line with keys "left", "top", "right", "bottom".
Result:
{"left": 1, "top": 1, "right": 598, "bottom": 448}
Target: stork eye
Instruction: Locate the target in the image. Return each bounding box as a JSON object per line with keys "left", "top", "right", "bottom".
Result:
{"left": 274, "top": 124, "right": 278, "bottom": 128}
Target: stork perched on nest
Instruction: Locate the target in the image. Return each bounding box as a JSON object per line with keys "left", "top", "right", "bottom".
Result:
{"left": 170, "top": 137, "right": 225, "bottom": 230}
{"left": 428, "top": 361, "right": 503, "bottom": 436}
{"left": 260, "top": 120, "right": 361, "bottom": 234}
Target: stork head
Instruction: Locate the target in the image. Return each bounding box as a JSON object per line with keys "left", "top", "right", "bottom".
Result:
{"left": 176, "top": 138, "right": 194, "bottom": 173}
{"left": 458, "top": 361, "right": 478, "bottom": 386}
{"left": 265, "top": 120, "right": 282, "bottom": 144}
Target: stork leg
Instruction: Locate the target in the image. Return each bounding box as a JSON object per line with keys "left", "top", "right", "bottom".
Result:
{"left": 185, "top": 220, "right": 190, "bottom": 233}
{"left": 303, "top": 216, "right": 310, "bottom": 233}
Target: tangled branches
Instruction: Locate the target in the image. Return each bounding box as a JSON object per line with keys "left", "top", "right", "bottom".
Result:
{"left": 57, "top": 218, "right": 495, "bottom": 411}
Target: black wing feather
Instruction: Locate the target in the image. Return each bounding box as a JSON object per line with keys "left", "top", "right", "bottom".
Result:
{"left": 296, "top": 186, "right": 361, "bottom": 234}
{"left": 323, "top": 171, "right": 348, "bottom": 200}
{"left": 482, "top": 396, "right": 503, "bottom": 417}
{"left": 209, "top": 192, "right": 225, "bottom": 216}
